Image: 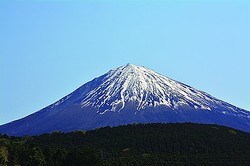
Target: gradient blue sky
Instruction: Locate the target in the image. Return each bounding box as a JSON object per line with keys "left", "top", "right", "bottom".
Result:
{"left": 1, "top": 0, "right": 249, "bottom": 125}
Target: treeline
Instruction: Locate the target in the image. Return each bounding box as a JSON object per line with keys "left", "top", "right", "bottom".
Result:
{"left": 0, "top": 123, "right": 250, "bottom": 166}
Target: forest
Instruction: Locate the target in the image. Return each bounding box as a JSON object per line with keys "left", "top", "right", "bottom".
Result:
{"left": 0, "top": 122, "right": 250, "bottom": 166}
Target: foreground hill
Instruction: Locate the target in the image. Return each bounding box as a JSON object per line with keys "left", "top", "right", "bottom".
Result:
{"left": 0, "top": 123, "right": 249, "bottom": 165}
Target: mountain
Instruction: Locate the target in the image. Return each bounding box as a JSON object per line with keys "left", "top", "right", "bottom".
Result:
{"left": 0, "top": 64, "right": 249, "bottom": 136}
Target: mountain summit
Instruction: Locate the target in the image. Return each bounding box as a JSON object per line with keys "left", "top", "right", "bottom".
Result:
{"left": 82, "top": 63, "right": 221, "bottom": 113}
{"left": 1, "top": 64, "right": 249, "bottom": 136}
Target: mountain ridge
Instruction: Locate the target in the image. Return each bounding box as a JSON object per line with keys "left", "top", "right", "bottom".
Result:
{"left": 1, "top": 64, "right": 249, "bottom": 136}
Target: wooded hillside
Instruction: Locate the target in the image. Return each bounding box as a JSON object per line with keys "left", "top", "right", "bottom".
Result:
{"left": 0, "top": 123, "right": 249, "bottom": 166}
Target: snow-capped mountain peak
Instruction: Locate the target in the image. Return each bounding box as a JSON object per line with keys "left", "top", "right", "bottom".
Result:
{"left": 80, "top": 64, "right": 216, "bottom": 114}
{"left": 0, "top": 64, "right": 249, "bottom": 136}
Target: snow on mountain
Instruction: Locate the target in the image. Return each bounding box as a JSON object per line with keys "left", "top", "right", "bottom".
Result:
{"left": 81, "top": 63, "right": 216, "bottom": 112}
{"left": 0, "top": 64, "right": 249, "bottom": 136}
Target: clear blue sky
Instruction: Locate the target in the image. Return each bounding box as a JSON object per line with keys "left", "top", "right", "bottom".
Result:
{"left": 1, "top": 0, "right": 249, "bottom": 125}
